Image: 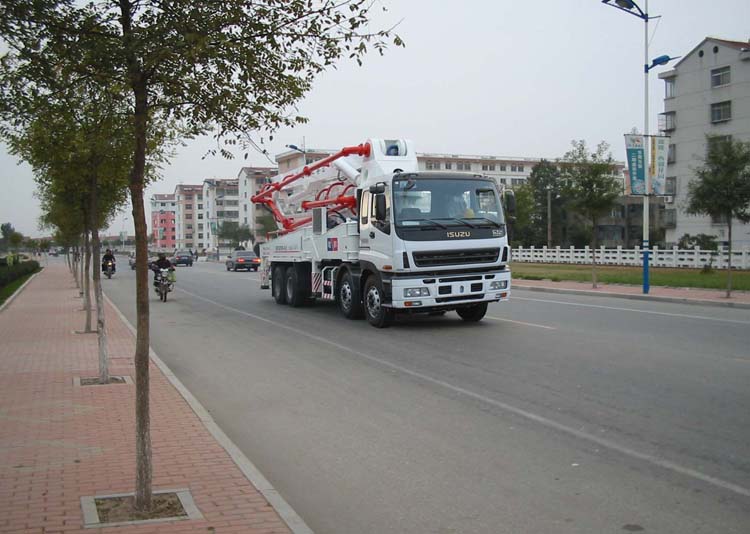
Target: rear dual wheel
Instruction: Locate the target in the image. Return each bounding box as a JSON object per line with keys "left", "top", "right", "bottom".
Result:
{"left": 364, "top": 276, "right": 393, "bottom": 328}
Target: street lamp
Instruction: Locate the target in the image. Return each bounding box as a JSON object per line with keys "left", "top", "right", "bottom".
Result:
{"left": 286, "top": 144, "right": 305, "bottom": 154}
{"left": 602, "top": 0, "right": 676, "bottom": 294}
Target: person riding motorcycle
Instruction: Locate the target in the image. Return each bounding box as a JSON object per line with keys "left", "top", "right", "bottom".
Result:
{"left": 101, "top": 249, "right": 116, "bottom": 273}
{"left": 150, "top": 253, "right": 174, "bottom": 288}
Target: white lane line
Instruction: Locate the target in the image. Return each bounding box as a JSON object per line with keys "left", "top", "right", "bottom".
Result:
{"left": 486, "top": 316, "right": 556, "bottom": 330}
{"left": 176, "top": 286, "right": 750, "bottom": 499}
{"left": 513, "top": 296, "right": 750, "bottom": 326}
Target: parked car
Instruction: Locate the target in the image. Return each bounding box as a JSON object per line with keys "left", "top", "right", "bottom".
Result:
{"left": 128, "top": 252, "right": 136, "bottom": 270}
{"left": 172, "top": 250, "right": 194, "bottom": 267}
{"left": 226, "top": 250, "right": 261, "bottom": 271}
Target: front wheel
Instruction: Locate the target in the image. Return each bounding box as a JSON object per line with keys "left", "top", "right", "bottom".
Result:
{"left": 364, "top": 276, "right": 393, "bottom": 328}
{"left": 456, "top": 302, "right": 488, "bottom": 322}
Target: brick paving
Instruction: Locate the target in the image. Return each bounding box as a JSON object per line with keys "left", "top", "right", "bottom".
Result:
{"left": 513, "top": 277, "right": 750, "bottom": 306}
{"left": 0, "top": 264, "right": 292, "bottom": 533}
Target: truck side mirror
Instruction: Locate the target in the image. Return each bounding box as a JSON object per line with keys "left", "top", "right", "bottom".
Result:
{"left": 374, "top": 194, "right": 387, "bottom": 221}
{"left": 369, "top": 183, "right": 385, "bottom": 194}
{"left": 504, "top": 190, "right": 516, "bottom": 216}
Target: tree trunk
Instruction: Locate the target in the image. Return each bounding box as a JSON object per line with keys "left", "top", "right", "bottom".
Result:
{"left": 79, "top": 240, "right": 84, "bottom": 296}
{"left": 591, "top": 217, "right": 598, "bottom": 288}
{"left": 89, "top": 175, "right": 109, "bottom": 384}
{"left": 83, "top": 228, "right": 94, "bottom": 332}
{"left": 131, "top": 82, "right": 153, "bottom": 512}
{"left": 726, "top": 218, "right": 733, "bottom": 298}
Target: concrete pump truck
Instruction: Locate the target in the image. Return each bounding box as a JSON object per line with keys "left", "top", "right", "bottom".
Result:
{"left": 251, "top": 138, "right": 515, "bottom": 327}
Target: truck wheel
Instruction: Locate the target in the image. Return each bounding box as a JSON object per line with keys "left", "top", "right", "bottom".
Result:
{"left": 272, "top": 265, "right": 287, "bottom": 304}
{"left": 456, "top": 302, "right": 488, "bottom": 322}
{"left": 364, "top": 276, "right": 393, "bottom": 328}
{"left": 285, "top": 266, "right": 305, "bottom": 307}
{"left": 337, "top": 269, "right": 363, "bottom": 319}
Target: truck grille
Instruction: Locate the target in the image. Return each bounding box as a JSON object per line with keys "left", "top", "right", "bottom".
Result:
{"left": 412, "top": 248, "right": 500, "bottom": 268}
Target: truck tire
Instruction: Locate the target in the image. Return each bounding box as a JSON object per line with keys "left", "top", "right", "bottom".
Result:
{"left": 272, "top": 265, "right": 287, "bottom": 304}
{"left": 456, "top": 302, "right": 488, "bottom": 322}
{"left": 285, "top": 265, "right": 306, "bottom": 307}
{"left": 364, "top": 275, "right": 393, "bottom": 328}
{"left": 337, "top": 269, "right": 363, "bottom": 319}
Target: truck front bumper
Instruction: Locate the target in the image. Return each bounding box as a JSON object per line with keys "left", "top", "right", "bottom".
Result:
{"left": 388, "top": 270, "right": 511, "bottom": 310}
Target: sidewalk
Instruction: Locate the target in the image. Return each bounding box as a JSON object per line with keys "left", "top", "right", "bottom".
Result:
{"left": 0, "top": 264, "right": 298, "bottom": 533}
{"left": 512, "top": 277, "right": 750, "bottom": 308}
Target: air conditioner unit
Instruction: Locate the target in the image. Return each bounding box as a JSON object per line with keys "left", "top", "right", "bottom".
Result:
{"left": 664, "top": 196, "right": 674, "bottom": 204}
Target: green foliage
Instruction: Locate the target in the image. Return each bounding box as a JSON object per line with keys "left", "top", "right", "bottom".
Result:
{"left": 9, "top": 231, "right": 23, "bottom": 251}
{"left": 509, "top": 184, "right": 535, "bottom": 247}
{"left": 0, "top": 260, "right": 40, "bottom": 288}
{"left": 677, "top": 233, "right": 719, "bottom": 251}
{"left": 218, "top": 222, "right": 253, "bottom": 248}
{"left": 687, "top": 136, "right": 750, "bottom": 224}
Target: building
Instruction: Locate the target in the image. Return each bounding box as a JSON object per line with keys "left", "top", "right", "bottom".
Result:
{"left": 658, "top": 37, "right": 750, "bottom": 247}
{"left": 202, "top": 178, "right": 240, "bottom": 251}
{"left": 149, "top": 193, "right": 176, "bottom": 250}
{"left": 238, "top": 166, "right": 277, "bottom": 242}
{"left": 173, "top": 184, "right": 203, "bottom": 251}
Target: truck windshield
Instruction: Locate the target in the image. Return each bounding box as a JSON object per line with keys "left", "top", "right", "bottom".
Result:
{"left": 392, "top": 177, "right": 504, "bottom": 228}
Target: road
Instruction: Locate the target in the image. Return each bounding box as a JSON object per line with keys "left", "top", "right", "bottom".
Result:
{"left": 105, "top": 260, "right": 750, "bottom": 533}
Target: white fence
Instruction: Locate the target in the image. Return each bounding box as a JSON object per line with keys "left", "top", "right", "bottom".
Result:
{"left": 512, "top": 246, "right": 750, "bottom": 270}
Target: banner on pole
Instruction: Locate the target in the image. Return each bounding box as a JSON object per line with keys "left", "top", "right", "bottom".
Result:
{"left": 624, "top": 134, "right": 646, "bottom": 195}
{"left": 649, "top": 135, "right": 669, "bottom": 195}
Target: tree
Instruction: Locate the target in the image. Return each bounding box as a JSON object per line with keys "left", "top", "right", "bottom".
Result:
{"left": 686, "top": 136, "right": 750, "bottom": 297}
{"left": 218, "top": 222, "right": 253, "bottom": 249}
{"left": 1, "top": 0, "right": 401, "bottom": 511}
{"left": 9, "top": 231, "right": 23, "bottom": 252}
{"left": 1, "top": 223, "right": 15, "bottom": 251}
{"left": 677, "top": 233, "right": 719, "bottom": 251}
{"left": 561, "top": 140, "right": 621, "bottom": 288}
{"left": 525, "top": 159, "right": 564, "bottom": 246}
{"left": 509, "top": 184, "right": 535, "bottom": 247}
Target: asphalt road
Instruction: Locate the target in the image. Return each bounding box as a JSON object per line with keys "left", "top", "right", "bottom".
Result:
{"left": 104, "top": 260, "right": 750, "bottom": 533}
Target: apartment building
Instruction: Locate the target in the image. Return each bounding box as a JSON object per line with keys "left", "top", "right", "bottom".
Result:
{"left": 238, "top": 166, "right": 277, "bottom": 241}
{"left": 659, "top": 37, "right": 750, "bottom": 247}
{"left": 149, "top": 193, "right": 176, "bottom": 250}
{"left": 202, "top": 178, "right": 240, "bottom": 251}
{"left": 173, "top": 184, "right": 203, "bottom": 251}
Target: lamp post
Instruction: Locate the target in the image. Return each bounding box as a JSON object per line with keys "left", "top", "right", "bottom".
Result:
{"left": 602, "top": 0, "right": 677, "bottom": 294}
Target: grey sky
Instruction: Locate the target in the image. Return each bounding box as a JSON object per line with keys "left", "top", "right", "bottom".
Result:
{"left": 1, "top": 0, "right": 748, "bottom": 237}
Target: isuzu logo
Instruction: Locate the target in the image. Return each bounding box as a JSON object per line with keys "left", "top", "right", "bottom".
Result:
{"left": 446, "top": 231, "right": 471, "bottom": 238}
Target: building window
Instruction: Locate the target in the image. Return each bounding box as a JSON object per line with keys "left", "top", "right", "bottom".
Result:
{"left": 186, "top": 224, "right": 193, "bottom": 230}
{"left": 510, "top": 165, "right": 517, "bottom": 172}
{"left": 481, "top": 164, "right": 488, "bottom": 171}
{"left": 665, "top": 77, "right": 675, "bottom": 98}
{"left": 488, "top": 164, "right": 495, "bottom": 171}
{"left": 518, "top": 165, "right": 524, "bottom": 172}
{"left": 198, "top": 233, "right": 203, "bottom": 239}
{"left": 511, "top": 178, "right": 524, "bottom": 185}
{"left": 198, "top": 213, "right": 203, "bottom": 219}
{"left": 667, "top": 144, "right": 676, "bottom": 164}
{"left": 160, "top": 202, "right": 166, "bottom": 207}
{"left": 197, "top": 203, "right": 203, "bottom": 209}
{"left": 186, "top": 214, "right": 193, "bottom": 220}
{"left": 185, "top": 233, "right": 193, "bottom": 239}
{"left": 662, "top": 112, "right": 676, "bottom": 131}
{"left": 160, "top": 219, "right": 166, "bottom": 224}
{"left": 665, "top": 176, "right": 676, "bottom": 195}
{"left": 444, "top": 162, "right": 452, "bottom": 170}
{"left": 711, "top": 66, "right": 730, "bottom": 88}
{"left": 710, "top": 101, "right": 731, "bottom": 123}
{"left": 499, "top": 165, "right": 506, "bottom": 171}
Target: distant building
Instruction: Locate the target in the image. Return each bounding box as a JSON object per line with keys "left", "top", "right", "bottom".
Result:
{"left": 202, "top": 178, "right": 239, "bottom": 251}
{"left": 149, "top": 193, "right": 176, "bottom": 250}
{"left": 173, "top": 184, "right": 203, "bottom": 251}
{"left": 238, "top": 166, "right": 277, "bottom": 242}
{"left": 658, "top": 37, "right": 750, "bottom": 247}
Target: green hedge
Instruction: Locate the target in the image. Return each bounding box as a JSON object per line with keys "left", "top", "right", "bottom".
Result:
{"left": 0, "top": 260, "right": 41, "bottom": 288}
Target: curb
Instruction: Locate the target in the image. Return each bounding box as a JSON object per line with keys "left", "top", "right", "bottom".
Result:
{"left": 513, "top": 283, "right": 750, "bottom": 309}
{"left": 104, "top": 293, "right": 314, "bottom": 534}
{"left": 0, "top": 269, "right": 42, "bottom": 313}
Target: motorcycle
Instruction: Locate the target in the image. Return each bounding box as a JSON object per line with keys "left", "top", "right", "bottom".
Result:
{"left": 104, "top": 260, "right": 115, "bottom": 279}
{"left": 155, "top": 267, "right": 175, "bottom": 302}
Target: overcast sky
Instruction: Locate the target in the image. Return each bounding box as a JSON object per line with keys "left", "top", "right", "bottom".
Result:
{"left": 1, "top": 0, "right": 748, "bottom": 237}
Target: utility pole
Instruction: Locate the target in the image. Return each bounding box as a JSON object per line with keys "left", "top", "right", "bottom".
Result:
{"left": 547, "top": 188, "right": 553, "bottom": 248}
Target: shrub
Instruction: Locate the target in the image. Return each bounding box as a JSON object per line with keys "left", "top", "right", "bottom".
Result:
{"left": 0, "top": 260, "right": 41, "bottom": 288}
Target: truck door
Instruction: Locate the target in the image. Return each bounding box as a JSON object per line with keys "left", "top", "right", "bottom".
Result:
{"left": 359, "top": 187, "right": 392, "bottom": 270}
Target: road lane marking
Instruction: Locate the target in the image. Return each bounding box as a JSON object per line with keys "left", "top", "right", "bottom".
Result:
{"left": 513, "top": 296, "right": 750, "bottom": 326}
{"left": 486, "top": 316, "right": 556, "bottom": 330}
{"left": 176, "top": 286, "right": 750, "bottom": 499}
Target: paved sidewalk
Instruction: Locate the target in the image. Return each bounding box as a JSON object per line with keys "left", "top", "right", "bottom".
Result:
{"left": 513, "top": 277, "right": 750, "bottom": 308}
{"left": 0, "top": 264, "right": 294, "bottom": 533}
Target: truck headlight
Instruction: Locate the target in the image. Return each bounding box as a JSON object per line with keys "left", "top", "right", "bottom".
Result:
{"left": 489, "top": 280, "right": 508, "bottom": 290}
{"left": 404, "top": 287, "right": 430, "bottom": 298}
